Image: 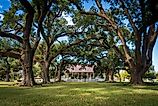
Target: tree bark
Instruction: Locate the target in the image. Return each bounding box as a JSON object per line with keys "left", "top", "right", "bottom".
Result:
{"left": 5, "top": 61, "right": 10, "bottom": 82}
{"left": 105, "top": 69, "right": 114, "bottom": 82}
{"left": 56, "top": 63, "right": 62, "bottom": 82}
{"left": 22, "top": 69, "right": 27, "bottom": 85}
{"left": 5, "top": 58, "right": 10, "bottom": 82}
{"left": 130, "top": 70, "right": 144, "bottom": 85}
{"left": 105, "top": 71, "right": 109, "bottom": 81}
{"left": 57, "top": 66, "right": 61, "bottom": 82}
{"left": 23, "top": 48, "right": 36, "bottom": 86}
{"left": 42, "top": 61, "right": 50, "bottom": 84}
{"left": 20, "top": 58, "right": 26, "bottom": 85}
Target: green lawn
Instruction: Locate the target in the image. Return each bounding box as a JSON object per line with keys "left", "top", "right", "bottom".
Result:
{"left": 0, "top": 82, "right": 158, "bottom": 106}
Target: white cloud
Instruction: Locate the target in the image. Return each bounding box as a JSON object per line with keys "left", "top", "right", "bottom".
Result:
{"left": 0, "top": 14, "right": 4, "bottom": 21}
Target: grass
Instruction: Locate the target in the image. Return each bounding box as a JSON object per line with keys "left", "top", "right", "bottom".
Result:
{"left": 0, "top": 82, "right": 158, "bottom": 106}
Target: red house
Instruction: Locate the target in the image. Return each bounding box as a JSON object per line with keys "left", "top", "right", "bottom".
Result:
{"left": 65, "top": 65, "right": 95, "bottom": 79}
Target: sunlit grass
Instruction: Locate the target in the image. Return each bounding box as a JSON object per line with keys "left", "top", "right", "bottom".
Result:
{"left": 0, "top": 82, "right": 158, "bottom": 106}
{"left": 0, "top": 81, "right": 14, "bottom": 85}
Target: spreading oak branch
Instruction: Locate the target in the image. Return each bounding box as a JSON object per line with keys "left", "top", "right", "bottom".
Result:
{"left": 69, "top": 0, "right": 133, "bottom": 64}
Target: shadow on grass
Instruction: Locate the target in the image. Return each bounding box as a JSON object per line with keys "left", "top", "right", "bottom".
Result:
{"left": 1, "top": 83, "right": 158, "bottom": 106}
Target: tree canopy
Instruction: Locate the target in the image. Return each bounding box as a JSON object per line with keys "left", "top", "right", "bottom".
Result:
{"left": 0, "top": 0, "right": 157, "bottom": 86}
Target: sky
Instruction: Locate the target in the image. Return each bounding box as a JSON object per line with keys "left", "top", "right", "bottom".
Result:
{"left": 0, "top": 0, "right": 158, "bottom": 71}
{"left": 153, "top": 39, "right": 158, "bottom": 71}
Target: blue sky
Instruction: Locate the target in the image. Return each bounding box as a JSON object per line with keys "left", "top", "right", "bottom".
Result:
{"left": 0, "top": 0, "right": 10, "bottom": 11}
{"left": 153, "top": 39, "right": 158, "bottom": 71}
{"left": 0, "top": 0, "right": 158, "bottom": 71}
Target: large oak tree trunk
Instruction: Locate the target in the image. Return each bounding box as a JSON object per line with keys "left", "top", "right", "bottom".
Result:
{"left": 128, "top": 58, "right": 149, "bottom": 85}
{"left": 20, "top": 46, "right": 37, "bottom": 86}
{"left": 22, "top": 69, "right": 27, "bottom": 85}
{"left": 23, "top": 47, "right": 36, "bottom": 86}
{"left": 5, "top": 61, "right": 10, "bottom": 82}
{"left": 130, "top": 71, "right": 143, "bottom": 85}
{"left": 127, "top": 63, "right": 144, "bottom": 85}
{"left": 129, "top": 62, "right": 149, "bottom": 85}
{"left": 105, "top": 69, "right": 114, "bottom": 82}
{"left": 57, "top": 64, "right": 62, "bottom": 82}
{"left": 54, "top": 63, "right": 62, "bottom": 82}
{"left": 42, "top": 61, "right": 50, "bottom": 84}
{"left": 20, "top": 59, "right": 27, "bottom": 85}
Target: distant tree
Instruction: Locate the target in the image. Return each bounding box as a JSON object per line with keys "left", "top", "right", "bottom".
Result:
{"left": 0, "top": 38, "right": 20, "bottom": 81}
{"left": 143, "top": 66, "right": 156, "bottom": 80}
{"left": 120, "top": 70, "right": 130, "bottom": 82}
{"left": 0, "top": 57, "right": 10, "bottom": 81}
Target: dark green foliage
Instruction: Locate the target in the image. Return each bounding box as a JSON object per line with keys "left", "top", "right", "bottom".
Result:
{"left": 143, "top": 66, "right": 156, "bottom": 80}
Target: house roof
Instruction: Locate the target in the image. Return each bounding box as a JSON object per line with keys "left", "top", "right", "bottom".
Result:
{"left": 66, "top": 65, "right": 94, "bottom": 73}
